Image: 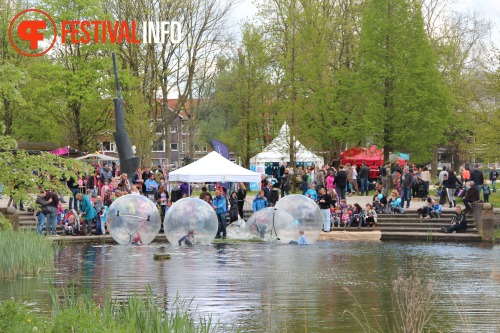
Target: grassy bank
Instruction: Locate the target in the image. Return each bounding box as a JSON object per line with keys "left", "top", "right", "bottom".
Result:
{"left": 0, "top": 230, "right": 56, "bottom": 279}
{"left": 0, "top": 288, "right": 221, "bottom": 333}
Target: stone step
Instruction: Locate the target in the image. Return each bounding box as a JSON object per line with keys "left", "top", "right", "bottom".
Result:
{"left": 333, "top": 226, "right": 477, "bottom": 233}
{"left": 377, "top": 216, "right": 476, "bottom": 223}
{"left": 380, "top": 231, "right": 482, "bottom": 242}
{"left": 374, "top": 222, "right": 476, "bottom": 227}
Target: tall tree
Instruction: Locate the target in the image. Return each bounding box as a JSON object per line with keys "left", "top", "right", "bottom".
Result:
{"left": 210, "top": 24, "right": 273, "bottom": 167}
{"left": 354, "top": 0, "right": 450, "bottom": 164}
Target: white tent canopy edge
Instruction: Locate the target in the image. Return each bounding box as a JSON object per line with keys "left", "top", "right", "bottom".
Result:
{"left": 168, "top": 151, "right": 262, "bottom": 183}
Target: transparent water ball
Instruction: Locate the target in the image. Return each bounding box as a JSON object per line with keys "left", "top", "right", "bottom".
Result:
{"left": 107, "top": 194, "right": 161, "bottom": 245}
{"left": 275, "top": 194, "right": 322, "bottom": 243}
{"left": 246, "top": 207, "right": 297, "bottom": 243}
{"left": 163, "top": 198, "right": 218, "bottom": 246}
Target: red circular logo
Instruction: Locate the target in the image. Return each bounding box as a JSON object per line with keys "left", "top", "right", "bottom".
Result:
{"left": 8, "top": 8, "right": 57, "bottom": 57}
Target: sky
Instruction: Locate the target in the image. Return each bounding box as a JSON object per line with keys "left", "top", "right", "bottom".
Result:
{"left": 231, "top": 0, "right": 500, "bottom": 42}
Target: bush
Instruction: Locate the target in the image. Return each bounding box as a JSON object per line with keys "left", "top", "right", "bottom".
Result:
{"left": 0, "top": 214, "right": 12, "bottom": 231}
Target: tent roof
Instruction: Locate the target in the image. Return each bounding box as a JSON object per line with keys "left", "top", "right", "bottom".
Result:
{"left": 169, "top": 151, "right": 261, "bottom": 183}
{"left": 250, "top": 123, "right": 324, "bottom": 166}
{"left": 341, "top": 146, "right": 409, "bottom": 166}
{"left": 75, "top": 153, "right": 119, "bottom": 161}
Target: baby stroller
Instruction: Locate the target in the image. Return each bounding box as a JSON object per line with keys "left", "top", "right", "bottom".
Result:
{"left": 62, "top": 209, "right": 81, "bottom": 235}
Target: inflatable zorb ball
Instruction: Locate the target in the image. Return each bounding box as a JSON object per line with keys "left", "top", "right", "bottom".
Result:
{"left": 246, "top": 207, "right": 297, "bottom": 243}
{"left": 275, "top": 194, "right": 322, "bottom": 243}
{"left": 164, "top": 198, "right": 218, "bottom": 246}
{"left": 107, "top": 194, "right": 161, "bottom": 245}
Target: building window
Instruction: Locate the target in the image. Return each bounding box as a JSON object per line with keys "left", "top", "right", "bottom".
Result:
{"left": 182, "top": 141, "right": 187, "bottom": 153}
{"left": 101, "top": 141, "right": 116, "bottom": 152}
{"left": 182, "top": 127, "right": 189, "bottom": 135}
{"left": 154, "top": 122, "right": 164, "bottom": 135}
{"left": 195, "top": 143, "right": 208, "bottom": 153}
{"left": 170, "top": 125, "right": 178, "bottom": 133}
{"left": 152, "top": 140, "right": 165, "bottom": 152}
{"left": 171, "top": 143, "right": 178, "bottom": 151}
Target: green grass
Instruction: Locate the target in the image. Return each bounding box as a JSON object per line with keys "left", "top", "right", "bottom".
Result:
{"left": 0, "top": 287, "right": 223, "bottom": 333}
{"left": 0, "top": 230, "right": 57, "bottom": 279}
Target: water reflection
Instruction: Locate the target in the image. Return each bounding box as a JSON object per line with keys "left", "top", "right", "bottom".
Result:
{"left": 0, "top": 242, "right": 499, "bottom": 332}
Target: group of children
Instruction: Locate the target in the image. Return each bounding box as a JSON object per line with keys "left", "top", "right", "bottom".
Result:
{"left": 60, "top": 196, "right": 109, "bottom": 236}
{"left": 327, "top": 201, "right": 378, "bottom": 228}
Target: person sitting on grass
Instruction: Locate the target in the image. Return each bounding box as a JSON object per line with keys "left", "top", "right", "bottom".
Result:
{"left": 441, "top": 206, "right": 467, "bottom": 233}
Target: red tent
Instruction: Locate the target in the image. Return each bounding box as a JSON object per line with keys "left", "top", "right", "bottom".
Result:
{"left": 342, "top": 145, "right": 383, "bottom": 167}
{"left": 341, "top": 146, "right": 407, "bottom": 168}
{"left": 340, "top": 147, "right": 367, "bottom": 160}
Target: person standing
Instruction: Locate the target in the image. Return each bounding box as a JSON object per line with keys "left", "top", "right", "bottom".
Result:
{"left": 263, "top": 181, "right": 276, "bottom": 206}
{"left": 228, "top": 191, "right": 239, "bottom": 223}
{"left": 252, "top": 190, "right": 268, "bottom": 212}
{"left": 67, "top": 174, "right": 80, "bottom": 211}
{"left": 179, "top": 182, "right": 191, "bottom": 197}
{"left": 438, "top": 166, "right": 448, "bottom": 185}
{"left": 314, "top": 166, "right": 325, "bottom": 191}
{"left": 280, "top": 168, "right": 291, "bottom": 198}
{"left": 132, "top": 167, "right": 144, "bottom": 193}
{"left": 35, "top": 189, "right": 51, "bottom": 235}
{"left": 334, "top": 166, "right": 348, "bottom": 200}
{"left": 359, "top": 162, "right": 370, "bottom": 196}
{"left": 145, "top": 173, "right": 158, "bottom": 198}
{"left": 212, "top": 189, "right": 227, "bottom": 239}
{"left": 420, "top": 167, "right": 431, "bottom": 197}
{"left": 44, "top": 190, "right": 59, "bottom": 236}
{"left": 76, "top": 193, "right": 97, "bottom": 235}
{"left": 470, "top": 165, "right": 484, "bottom": 188}
{"left": 101, "top": 163, "right": 113, "bottom": 183}
{"left": 301, "top": 169, "right": 310, "bottom": 195}
{"left": 380, "top": 163, "right": 391, "bottom": 197}
{"left": 446, "top": 171, "right": 462, "bottom": 208}
{"left": 400, "top": 167, "right": 414, "bottom": 209}
{"left": 490, "top": 166, "right": 498, "bottom": 193}
{"left": 317, "top": 188, "right": 332, "bottom": 232}
{"left": 461, "top": 165, "right": 470, "bottom": 183}
{"left": 141, "top": 167, "right": 154, "bottom": 193}
{"left": 237, "top": 183, "right": 247, "bottom": 220}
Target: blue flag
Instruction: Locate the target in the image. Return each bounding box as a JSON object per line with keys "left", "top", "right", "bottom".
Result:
{"left": 211, "top": 139, "right": 230, "bottom": 190}
{"left": 211, "top": 139, "right": 230, "bottom": 160}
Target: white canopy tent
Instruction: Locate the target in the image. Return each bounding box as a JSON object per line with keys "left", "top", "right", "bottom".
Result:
{"left": 75, "top": 153, "right": 119, "bottom": 161}
{"left": 168, "top": 151, "right": 262, "bottom": 183}
{"left": 250, "top": 122, "right": 324, "bottom": 167}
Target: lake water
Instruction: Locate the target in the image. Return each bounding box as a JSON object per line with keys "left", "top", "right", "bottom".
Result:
{"left": 1, "top": 241, "right": 499, "bottom": 332}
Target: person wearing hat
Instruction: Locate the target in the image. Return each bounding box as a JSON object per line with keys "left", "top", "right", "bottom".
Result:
{"left": 280, "top": 168, "right": 291, "bottom": 198}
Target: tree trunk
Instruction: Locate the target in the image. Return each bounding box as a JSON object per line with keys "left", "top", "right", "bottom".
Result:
{"left": 3, "top": 98, "right": 12, "bottom": 135}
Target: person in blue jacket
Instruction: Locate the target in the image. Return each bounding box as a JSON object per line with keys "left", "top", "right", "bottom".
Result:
{"left": 76, "top": 193, "right": 97, "bottom": 235}
{"left": 252, "top": 190, "right": 268, "bottom": 212}
{"left": 212, "top": 189, "right": 227, "bottom": 239}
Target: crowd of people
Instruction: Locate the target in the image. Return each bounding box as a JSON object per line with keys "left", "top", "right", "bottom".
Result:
{"left": 12, "top": 159, "right": 497, "bottom": 237}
